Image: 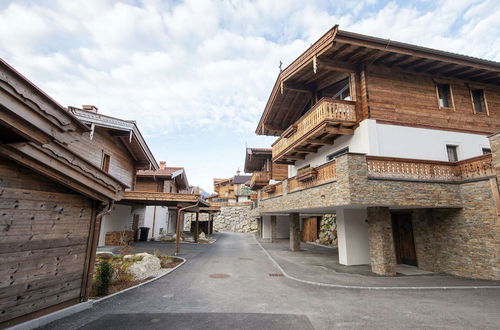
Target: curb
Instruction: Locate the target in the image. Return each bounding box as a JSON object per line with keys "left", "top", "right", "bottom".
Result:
{"left": 254, "top": 236, "right": 500, "bottom": 291}
{"left": 93, "top": 256, "right": 186, "bottom": 304}
{"left": 8, "top": 257, "right": 186, "bottom": 330}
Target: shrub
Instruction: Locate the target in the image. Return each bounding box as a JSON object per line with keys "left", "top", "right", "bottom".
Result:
{"left": 94, "top": 260, "right": 113, "bottom": 296}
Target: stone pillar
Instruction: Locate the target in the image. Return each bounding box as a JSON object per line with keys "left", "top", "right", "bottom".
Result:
{"left": 367, "top": 207, "right": 396, "bottom": 276}
{"left": 489, "top": 132, "right": 500, "bottom": 179}
{"left": 289, "top": 213, "right": 300, "bottom": 251}
{"left": 270, "top": 215, "right": 277, "bottom": 242}
{"left": 257, "top": 216, "right": 263, "bottom": 238}
{"left": 337, "top": 208, "right": 370, "bottom": 265}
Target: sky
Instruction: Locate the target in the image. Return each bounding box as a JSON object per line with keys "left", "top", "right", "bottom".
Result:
{"left": 1, "top": 0, "right": 499, "bottom": 192}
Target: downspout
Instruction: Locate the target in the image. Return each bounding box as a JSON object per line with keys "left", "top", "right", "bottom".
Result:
{"left": 175, "top": 201, "right": 200, "bottom": 256}
{"left": 82, "top": 200, "right": 115, "bottom": 301}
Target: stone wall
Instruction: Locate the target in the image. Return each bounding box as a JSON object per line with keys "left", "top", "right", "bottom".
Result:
{"left": 367, "top": 207, "right": 396, "bottom": 276}
{"left": 317, "top": 214, "right": 337, "bottom": 246}
{"left": 213, "top": 206, "right": 257, "bottom": 233}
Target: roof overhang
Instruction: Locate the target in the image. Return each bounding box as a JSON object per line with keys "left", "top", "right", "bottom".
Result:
{"left": 244, "top": 147, "right": 272, "bottom": 172}
{"left": 121, "top": 191, "right": 209, "bottom": 207}
{"left": 70, "top": 107, "right": 158, "bottom": 170}
{"left": 256, "top": 25, "right": 500, "bottom": 136}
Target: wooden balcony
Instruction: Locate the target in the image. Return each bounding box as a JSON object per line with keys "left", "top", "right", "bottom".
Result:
{"left": 366, "top": 154, "right": 494, "bottom": 182}
{"left": 272, "top": 98, "right": 356, "bottom": 163}
{"left": 288, "top": 160, "right": 336, "bottom": 192}
{"left": 249, "top": 170, "right": 271, "bottom": 189}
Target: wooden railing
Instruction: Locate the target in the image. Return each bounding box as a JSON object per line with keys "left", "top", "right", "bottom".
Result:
{"left": 272, "top": 98, "right": 356, "bottom": 159}
{"left": 366, "top": 154, "right": 493, "bottom": 181}
{"left": 209, "top": 201, "right": 253, "bottom": 207}
{"left": 262, "top": 182, "right": 284, "bottom": 199}
{"left": 288, "top": 160, "right": 337, "bottom": 192}
{"left": 249, "top": 171, "right": 271, "bottom": 187}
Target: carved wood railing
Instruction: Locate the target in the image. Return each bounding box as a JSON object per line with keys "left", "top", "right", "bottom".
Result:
{"left": 366, "top": 154, "right": 493, "bottom": 181}
{"left": 249, "top": 170, "right": 271, "bottom": 187}
{"left": 262, "top": 182, "right": 284, "bottom": 199}
{"left": 272, "top": 98, "right": 356, "bottom": 159}
{"left": 288, "top": 160, "right": 337, "bottom": 192}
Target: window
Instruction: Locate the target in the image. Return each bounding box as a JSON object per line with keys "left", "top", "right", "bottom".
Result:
{"left": 319, "top": 78, "right": 351, "bottom": 101}
{"left": 101, "top": 152, "right": 110, "bottom": 173}
{"left": 436, "top": 83, "right": 452, "bottom": 108}
{"left": 482, "top": 148, "right": 491, "bottom": 155}
{"left": 470, "top": 89, "right": 487, "bottom": 114}
{"left": 446, "top": 145, "right": 458, "bottom": 162}
{"left": 327, "top": 147, "right": 349, "bottom": 161}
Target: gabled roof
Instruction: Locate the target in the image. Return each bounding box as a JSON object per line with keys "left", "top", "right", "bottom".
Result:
{"left": 137, "top": 165, "right": 189, "bottom": 191}
{"left": 69, "top": 106, "right": 158, "bottom": 170}
{"left": 257, "top": 25, "right": 500, "bottom": 136}
{"left": 233, "top": 175, "right": 252, "bottom": 184}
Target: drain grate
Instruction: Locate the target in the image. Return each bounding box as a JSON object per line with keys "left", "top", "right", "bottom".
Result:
{"left": 239, "top": 257, "right": 254, "bottom": 261}
{"left": 209, "top": 273, "right": 231, "bottom": 279}
{"left": 269, "top": 273, "right": 284, "bottom": 277}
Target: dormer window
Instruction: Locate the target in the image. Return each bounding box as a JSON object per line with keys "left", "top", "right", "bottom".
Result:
{"left": 470, "top": 89, "right": 487, "bottom": 114}
{"left": 436, "top": 83, "right": 452, "bottom": 108}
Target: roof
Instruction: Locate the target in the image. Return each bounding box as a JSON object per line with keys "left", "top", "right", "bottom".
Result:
{"left": 244, "top": 147, "right": 272, "bottom": 173}
{"left": 257, "top": 25, "right": 500, "bottom": 136}
{"left": 233, "top": 175, "right": 252, "bottom": 184}
{"left": 137, "top": 167, "right": 184, "bottom": 177}
{"left": 69, "top": 107, "right": 158, "bottom": 170}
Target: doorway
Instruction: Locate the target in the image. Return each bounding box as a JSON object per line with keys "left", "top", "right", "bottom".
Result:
{"left": 391, "top": 213, "right": 417, "bottom": 266}
{"left": 301, "top": 217, "right": 318, "bottom": 242}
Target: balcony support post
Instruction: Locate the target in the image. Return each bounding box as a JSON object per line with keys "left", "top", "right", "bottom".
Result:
{"left": 289, "top": 213, "right": 301, "bottom": 251}
{"left": 270, "top": 215, "right": 277, "bottom": 243}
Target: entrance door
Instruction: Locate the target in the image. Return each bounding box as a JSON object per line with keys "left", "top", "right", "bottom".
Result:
{"left": 391, "top": 213, "right": 417, "bottom": 266}
{"left": 301, "top": 217, "right": 318, "bottom": 242}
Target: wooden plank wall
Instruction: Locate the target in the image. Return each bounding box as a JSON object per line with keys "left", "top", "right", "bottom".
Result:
{"left": 0, "top": 157, "right": 93, "bottom": 325}
{"left": 271, "top": 163, "right": 288, "bottom": 180}
{"left": 366, "top": 65, "right": 500, "bottom": 134}
{"left": 69, "top": 127, "right": 136, "bottom": 188}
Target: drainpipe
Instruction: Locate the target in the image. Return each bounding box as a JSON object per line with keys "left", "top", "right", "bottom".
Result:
{"left": 175, "top": 201, "right": 200, "bottom": 256}
{"left": 82, "top": 200, "right": 115, "bottom": 301}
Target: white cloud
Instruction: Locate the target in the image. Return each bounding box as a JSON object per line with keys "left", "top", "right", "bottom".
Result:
{"left": 0, "top": 0, "right": 498, "bottom": 190}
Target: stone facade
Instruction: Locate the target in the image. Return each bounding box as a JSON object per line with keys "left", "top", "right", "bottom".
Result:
{"left": 317, "top": 214, "right": 337, "bottom": 246}
{"left": 255, "top": 152, "right": 500, "bottom": 280}
{"left": 367, "top": 207, "right": 396, "bottom": 276}
{"left": 213, "top": 205, "right": 257, "bottom": 233}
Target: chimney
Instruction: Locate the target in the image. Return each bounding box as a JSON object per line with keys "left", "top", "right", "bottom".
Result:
{"left": 159, "top": 161, "right": 166, "bottom": 170}
{"left": 236, "top": 168, "right": 241, "bottom": 175}
{"left": 82, "top": 105, "right": 98, "bottom": 113}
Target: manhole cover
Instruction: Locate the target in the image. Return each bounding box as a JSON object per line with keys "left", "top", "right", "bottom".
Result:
{"left": 239, "top": 257, "right": 254, "bottom": 261}
{"left": 269, "top": 273, "right": 284, "bottom": 277}
{"left": 209, "top": 273, "right": 231, "bottom": 279}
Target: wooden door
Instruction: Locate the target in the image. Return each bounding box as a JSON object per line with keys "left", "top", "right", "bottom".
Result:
{"left": 392, "top": 213, "right": 417, "bottom": 266}
{"left": 301, "top": 217, "right": 318, "bottom": 242}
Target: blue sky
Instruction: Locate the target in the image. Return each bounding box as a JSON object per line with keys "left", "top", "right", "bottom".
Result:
{"left": 1, "top": 0, "right": 499, "bottom": 192}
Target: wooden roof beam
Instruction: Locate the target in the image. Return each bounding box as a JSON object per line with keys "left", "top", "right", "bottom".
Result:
{"left": 385, "top": 54, "right": 412, "bottom": 66}
{"left": 316, "top": 59, "right": 356, "bottom": 73}
{"left": 354, "top": 49, "right": 382, "bottom": 64}
{"left": 399, "top": 58, "right": 427, "bottom": 69}
{"left": 441, "top": 66, "right": 478, "bottom": 76}
{"left": 461, "top": 71, "right": 499, "bottom": 80}
{"left": 339, "top": 47, "right": 365, "bottom": 62}
{"left": 328, "top": 44, "right": 351, "bottom": 59}
{"left": 372, "top": 52, "right": 397, "bottom": 64}
{"left": 295, "top": 146, "right": 319, "bottom": 153}
{"left": 428, "top": 63, "right": 456, "bottom": 74}
{"left": 282, "top": 81, "right": 315, "bottom": 94}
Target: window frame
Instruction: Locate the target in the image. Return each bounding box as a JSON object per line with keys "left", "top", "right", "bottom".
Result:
{"left": 469, "top": 88, "right": 489, "bottom": 115}
{"left": 482, "top": 147, "right": 491, "bottom": 155}
{"left": 435, "top": 82, "right": 455, "bottom": 110}
{"left": 326, "top": 147, "right": 349, "bottom": 162}
{"left": 101, "top": 151, "right": 111, "bottom": 173}
{"left": 445, "top": 144, "right": 459, "bottom": 162}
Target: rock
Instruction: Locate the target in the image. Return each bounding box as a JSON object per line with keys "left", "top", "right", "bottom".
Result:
{"left": 127, "top": 253, "right": 161, "bottom": 280}
{"left": 199, "top": 232, "right": 206, "bottom": 240}
{"left": 96, "top": 251, "right": 114, "bottom": 259}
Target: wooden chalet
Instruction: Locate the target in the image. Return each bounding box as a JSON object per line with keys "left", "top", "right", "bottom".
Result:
{"left": 253, "top": 26, "right": 500, "bottom": 280}
{"left": 0, "top": 60, "right": 136, "bottom": 326}
{"left": 244, "top": 147, "right": 288, "bottom": 190}
{"left": 209, "top": 171, "right": 254, "bottom": 205}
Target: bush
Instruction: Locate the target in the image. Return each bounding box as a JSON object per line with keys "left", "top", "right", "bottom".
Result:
{"left": 94, "top": 260, "right": 113, "bottom": 296}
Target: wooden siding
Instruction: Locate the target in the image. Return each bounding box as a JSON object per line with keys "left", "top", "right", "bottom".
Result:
{"left": 69, "top": 127, "right": 136, "bottom": 188}
{"left": 0, "top": 157, "right": 93, "bottom": 324}
{"left": 366, "top": 65, "right": 500, "bottom": 134}
{"left": 271, "top": 163, "right": 288, "bottom": 180}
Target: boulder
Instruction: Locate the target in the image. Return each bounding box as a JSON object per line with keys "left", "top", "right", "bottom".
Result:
{"left": 127, "top": 253, "right": 162, "bottom": 280}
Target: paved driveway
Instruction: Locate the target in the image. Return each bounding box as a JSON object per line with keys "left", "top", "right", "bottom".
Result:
{"left": 41, "top": 233, "right": 500, "bottom": 330}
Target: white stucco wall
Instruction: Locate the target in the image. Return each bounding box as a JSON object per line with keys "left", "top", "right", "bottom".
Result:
{"left": 143, "top": 206, "right": 169, "bottom": 239}
{"left": 99, "top": 204, "right": 132, "bottom": 246}
{"left": 290, "top": 119, "right": 490, "bottom": 176}
{"left": 336, "top": 208, "right": 370, "bottom": 266}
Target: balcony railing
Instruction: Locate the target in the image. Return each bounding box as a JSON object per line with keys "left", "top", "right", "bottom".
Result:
{"left": 262, "top": 182, "right": 284, "bottom": 199}
{"left": 288, "top": 160, "right": 337, "bottom": 192}
{"left": 366, "top": 154, "right": 494, "bottom": 181}
{"left": 272, "top": 98, "right": 356, "bottom": 163}
{"left": 249, "top": 170, "right": 271, "bottom": 189}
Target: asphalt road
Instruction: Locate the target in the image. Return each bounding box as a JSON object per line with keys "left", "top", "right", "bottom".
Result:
{"left": 40, "top": 233, "right": 500, "bottom": 330}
